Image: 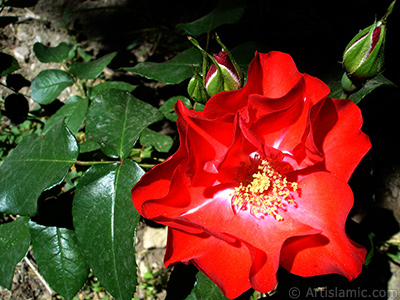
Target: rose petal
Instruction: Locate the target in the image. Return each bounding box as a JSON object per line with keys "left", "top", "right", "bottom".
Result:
{"left": 164, "top": 227, "right": 252, "bottom": 299}
{"left": 303, "top": 74, "right": 331, "bottom": 106}
{"left": 177, "top": 181, "right": 320, "bottom": 294}
{"left": 245, "top": 76, "right": 306, "bottom": 120}
{"left": 281, "top": 172, "right": 366, "bottom": 279}
{"left": 315, "top": 98, "right": 371, "bottom": 181}
{"left": 221, "top": 214, "right": 320, "bottom": 294}
{"left": 139, "top": 161, "right": 223, "bottom": 235}
{"left": 218, "top": 115, "right": 284, "bottom": 175}
{"left": 258, "top": 51, "right": 302, "bottom": 98}
{"left": 131, "top": 150, "right": 186, "bottom": 215}
{"left": 175, "top": 100, "right": 235, "bottom": 180}
{"left": 203, "top": 51, "right": 303, "bottom": 118}
{"left": 247, "top": 93, "right": 309, "bottom": 154}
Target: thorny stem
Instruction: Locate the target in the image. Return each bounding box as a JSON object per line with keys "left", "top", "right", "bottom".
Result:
{"left": 205, "top": 31, "right": 211, "bottom": 52}
{"left": 74, "top": 160, "right": 117, "bottom": 166}
{"left": 138, "top": 163, "right": 157, "bottom": 169}
{"left": 74, "top": 160, "right": 157, "bottom": 169}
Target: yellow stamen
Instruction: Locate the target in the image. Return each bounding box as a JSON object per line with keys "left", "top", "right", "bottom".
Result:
{"left": 231, "top": 155, "right": 298, "bottom": 221}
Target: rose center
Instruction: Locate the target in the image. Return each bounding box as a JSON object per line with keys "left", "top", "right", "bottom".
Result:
{"left": 231, "top": 155, "right": 298, "bottom": 221}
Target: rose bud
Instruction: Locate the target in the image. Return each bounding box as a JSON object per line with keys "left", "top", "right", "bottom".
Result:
{"left": 187, "top": 74, "right": 208, "bottom": 103}
{"left": 343, "top": 20, "right": 386, "bottom": 80}
{"left": 205, "top": 51, "right": 243, "bottom": 97}
{"left": 342, "top": 0, "right": 395, "bottom": 80}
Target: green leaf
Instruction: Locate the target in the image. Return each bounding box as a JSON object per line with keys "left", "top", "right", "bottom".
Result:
{"left": 139, "top": 128, "right": 173, "bottom": 152}
{"left": 159, "top": 96, "right": 192, "bottom": 122}
{"left": 348, "top": 74, "right": 397, "bottom": 104}
{"left": 0, "top": 217, "right": 30, "bottom": 289}
{"left": 69, "top": 52, "right": 117, "bottom": 79}
{"left": 86, "top": 89, "right": 164, "bottom": 159}
{"left": 29, "top": 221, "right": 89, "bottom": 300}
{"left": 78, "top": 140, "right": 101, "bottom": 154}
{"left": 77, "top": 47, "right": 93, "bottom": 62}
{"left": 194, "top": 102, "right": 205, "bottom": 111}
{"left": 87, "top": 81, "right": 137, "bottom": 100}
{"left": 125, "top": 48, "right": 202, "bottom": 84}
{"left": 386, "top": 251, "right": 400, "bottom": 264}
{"left": 33, "top": 42, "right": 73, "bottom": 63}
{"left": 64, "top": 169, "right": 82, "bottom": 192}
{"left": 185, "top": 271, "right": 229, "bottom": 300}
{"left": 327, "top": 79, "right": 343, "bottom": 99}
{"left": 0, "top": 52, "right": 20, "bottom": 76}
{"left": 44, "top": 96, "right": 89, "bottom": 134}
{"left": 72, "top": 160, "right": 144, "bottom": 300}
{"left": 177, "top": 0, "right": 246, "bottom": 37}
{"left": 0, "top": 119, "right": 79, "bottom": 216}
{"left": 30, "top": 69, "right": 74, "bottom": 105}
{"left": 328, "top": 73, "right": 397, "bottom": 104}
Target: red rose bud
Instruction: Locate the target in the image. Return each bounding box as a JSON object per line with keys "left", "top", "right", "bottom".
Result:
{"left": 343, "top": 0, "right": 395, "bottom": 80}
{"left": 343, "top": 20, "right": 385, "bottom": 80}
{"left": 205, "top": 51, "right": 243, "bottom": 97}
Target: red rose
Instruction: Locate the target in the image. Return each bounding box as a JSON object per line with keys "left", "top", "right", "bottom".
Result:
{"left": 131, "top": 51, "right": 371, "bottom": 298}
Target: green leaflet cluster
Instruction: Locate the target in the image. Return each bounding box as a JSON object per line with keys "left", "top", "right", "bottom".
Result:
{"left": 0, "top": 1, "right": 248, "bottom": 298}
{"left": 0, "top": 41, "right": 180, "bottom": 300}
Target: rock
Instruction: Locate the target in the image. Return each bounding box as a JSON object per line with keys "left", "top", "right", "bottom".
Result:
{"left": 13, "top": 46, "right": 30, "bottom": 62}
{"left": 143, "top": 226, "right": 167, "bottom": 249}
